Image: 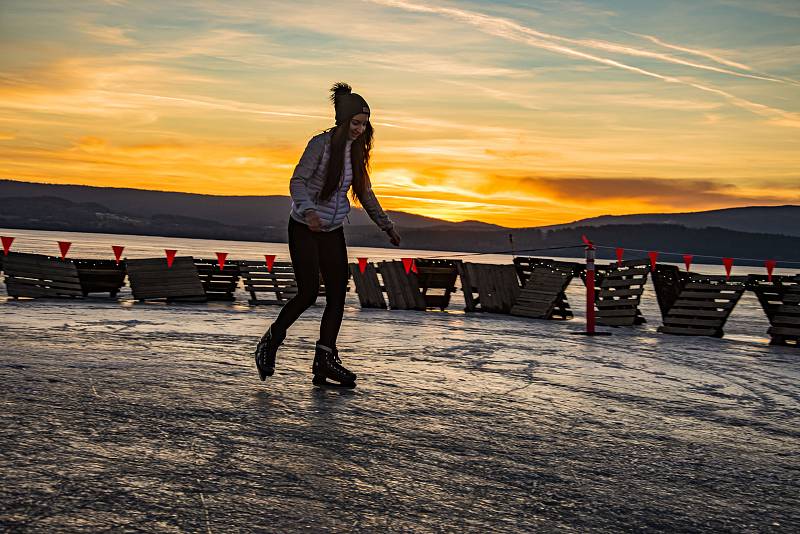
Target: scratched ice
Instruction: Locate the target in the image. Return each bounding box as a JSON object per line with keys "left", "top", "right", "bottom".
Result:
{"left": 1, "top": 228, "right": 799, "bottom": 531}
{"left": 1, "top": 280, "right": 798, "bottom": 532}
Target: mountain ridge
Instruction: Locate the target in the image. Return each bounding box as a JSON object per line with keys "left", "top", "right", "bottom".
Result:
{"left": 2, "top": 180, "right": 800, "bottom": 264}
{"left": 548, "top": 205, "right": 800, "bottom": 237}
{"left": 2, "top": 179, "right": 799, "bottom": 234}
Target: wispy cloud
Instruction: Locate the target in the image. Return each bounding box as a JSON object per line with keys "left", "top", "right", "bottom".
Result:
{"left": 374, "top": 0, "right": 783, "bottom": 81}
{"left": 81, "top": 24, "right": 137, "bottom": 46}
{"left": 441, "top": 80, "right": 545, "bottom": 110}
{"left": 370, "top": 0, "right": 800, "bottom": 126}
{"left": 355, "top": 51, "right": 528, "bottom": 78}
{"left": 521, "top": 177, "right": 800, "bottom": 207}
{"left": 716, "top": 0, "right": 800, "bottom": 19}
{"left": 627, "top": 31, "right": 800, "bottom": 87}
{"left": 573, "top": 38, "right": 784, "bottom": 83}
{"left": 628, "top": 32, "right": 751, "bottom": 71}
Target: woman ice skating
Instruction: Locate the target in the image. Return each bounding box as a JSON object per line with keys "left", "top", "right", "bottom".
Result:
{"left": 254, "top": 82, "right": 401, "bottom": 388}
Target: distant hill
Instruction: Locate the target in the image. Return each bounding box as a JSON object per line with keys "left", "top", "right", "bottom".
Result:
{"left": 549, "top": 205, "right": 800, "bottom": 237}
{"left": 2, "top": 179, "right": 800, "bottom": 264}
{"left": 0, "top": 179, "right": 458, "bottom": 230}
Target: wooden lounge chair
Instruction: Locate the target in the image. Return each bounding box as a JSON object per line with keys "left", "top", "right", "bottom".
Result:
{"left": 125, "top": 256, "right": 206, "bottom": 302}
{"left": 378, "top": 260, "right": 426, "bottom": 310}
{"left": 457, "top": 262, "right": 520, "bottom": 313}
{"left": 581, "top": 259, "right": 649, "bottom": 326}
{"left": 511, "top": 258, "right": 578, "bottom": 320}
{"left": 74, "top": 259, "right": 126, "bottom": 298}
{"left": 349, "top": 261, "right": 387, "bottom": 309}
{"left": 351, "top": 259, "right": 458, "bottom": 311}
{"left": 3, "top": 251, "right": 83, "bottom": 299}
{"left": 414, "top": 259, "right": 459, "bottom": 311}
{"left": 747, "top": 274, "right": 800, "bottom": 346}
{"left": 652, "top": 264, "right": 746, "bottom": 337}
{"left": 240, "top": 260, "right": 297, "bottom": 305}
{"left": 239, "top": 260, "right": 328, "bottom": 305}
{"left": 193, "top": 257, "right": 241, "bottom": 301}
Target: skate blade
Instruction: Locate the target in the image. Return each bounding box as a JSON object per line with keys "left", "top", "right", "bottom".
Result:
{"left": 312, "top": 377, "right": 356, "bottom": 389}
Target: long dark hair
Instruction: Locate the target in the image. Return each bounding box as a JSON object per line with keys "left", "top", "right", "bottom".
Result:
{"left": 319, "top": 86, "right": 373, "bottom": 203}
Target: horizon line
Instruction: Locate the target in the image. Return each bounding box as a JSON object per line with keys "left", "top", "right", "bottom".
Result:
{"left": 1, "top": 177, "right": 799, "bottom": 230}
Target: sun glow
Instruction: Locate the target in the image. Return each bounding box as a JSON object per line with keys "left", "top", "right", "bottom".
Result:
{"left": 0, "top": 0, "right": 797, "bottom": 227}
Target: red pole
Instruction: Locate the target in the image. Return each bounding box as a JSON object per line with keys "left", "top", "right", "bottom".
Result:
{"left": 586, "top": 243, "right": 596, "bottom": 335}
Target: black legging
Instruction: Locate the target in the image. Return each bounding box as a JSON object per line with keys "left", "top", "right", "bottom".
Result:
{"left": 271, "top": 217, "right": 349, "bottom": 348}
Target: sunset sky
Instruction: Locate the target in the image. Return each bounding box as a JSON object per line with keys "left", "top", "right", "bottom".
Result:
{"left": 1, "top": 0, "right": 798, "bottom": 227}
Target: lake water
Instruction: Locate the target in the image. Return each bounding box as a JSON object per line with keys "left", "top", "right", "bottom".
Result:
{"left": 2, "top": 227, "right": 798, "bottom": 277}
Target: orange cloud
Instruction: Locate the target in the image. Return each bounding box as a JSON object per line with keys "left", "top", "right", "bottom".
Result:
{"left": 0, "top": 136, "right": 300, "bottom": 195}
{"left": 519, "top": 177, "right": 800, "bottom": 209}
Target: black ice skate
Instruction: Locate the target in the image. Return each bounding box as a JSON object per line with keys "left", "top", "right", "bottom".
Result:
{"left": 254, "top": 327, "right": 283, "bottom": 381}
{"left": 312, "top": 343, "right": 357, "bottom": 388}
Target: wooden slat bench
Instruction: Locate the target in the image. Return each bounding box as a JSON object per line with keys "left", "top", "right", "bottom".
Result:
{"left": 414, "top": 259, "right": 459, "bottom": 311}
{"left": 582, "top": 259, "right": 649, "bottom": 326}
{"left": 240, "top": 260, "right": 298, "bottom": 305}
{"left": 125, "top": 256, "right": 206, "bottom": 302}
{"left": 3, "top": 251, "right": 83, "bottom": 299}
{"left": 457, "top": 262, "right": 520, "bottom": 313}
{"left": 511, "top": 258, "right": 578, "bottom": 320}
{"left": 349, "top": 261, "right": 387, "bottom": 309}
{"left": 652, "top": 264, "right": 746, "bottom": 337}
{"left": 74, "top": 259, "right": 127, "bottom": 298}
{"left": 514, "top": 257, "right": 582, "bottom": 284}
{"left": 194, "top": 258, "right": 241, "bottom": 301}
{"left": 239, "top": 261, "right": 328, "bottom": 305}
{"left": 747, "top": 274, "right": 800, "bottom": 346}
{"left": 378, "top": 260, "right": 426, "bottom": 310}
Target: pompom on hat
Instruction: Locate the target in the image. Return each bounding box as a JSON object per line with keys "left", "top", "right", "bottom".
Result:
{"left": 330, "top": 82, "right": 370, "bottom": 125}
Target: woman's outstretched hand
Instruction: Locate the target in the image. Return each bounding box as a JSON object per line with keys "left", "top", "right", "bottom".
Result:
{"left": 305, "top": 210, "right": 323, "bottom": 232}
{"left": 386, "top": 227, "right": 401, "bottom": 247}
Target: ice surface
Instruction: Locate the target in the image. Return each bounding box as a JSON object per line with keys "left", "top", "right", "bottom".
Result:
{"left": 1, "top": 229, "right": 799, "bottom": 531}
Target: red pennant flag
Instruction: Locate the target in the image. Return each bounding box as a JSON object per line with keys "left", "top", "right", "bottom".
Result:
{"left": 216, "top": 252, "right": 228, "bottom": 270}
{"left": 402, "top": 257, "right": 413, "bottom": 274}
{"left": 722, "top": 257, "right": 734, "bottom": 279}
{"left": 58, "top": 241, "right": 72, "bottom": 260}
{"left": 264, "top": 254, "right": 276, "bottom": 273}
{"left": 648, "top": 251, "right": 658, "bottom": 272}
{"left": 683, "top": 254, "right": 693, "bottom": 272}
{"left": 765, "top": 260, "right": 776, "bottom": 282}
{"left": 615, "top": 247, "right": 624, "bottom": 266}
{"left": 112, "top": 245, "right": 124, "bottom": 265}
{"left": 1, "top": 236, "right": 13, "bottom": 255}
{"left": 411, "top": 259, "right": 418, "bottom": 274}
{"left": 581, "top": 234, "right": 593, "bottom": 248}
{"left": 165, "top": 249, "right": 177, "bottom": 268}
{"left": 357, "top": 257, "right": 368, "bottom": 274}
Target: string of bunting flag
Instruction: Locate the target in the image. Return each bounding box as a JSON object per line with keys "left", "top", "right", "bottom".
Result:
{"left": 0, "top": 235, "right": 283, "bottom": 272}
{"left": 2, "top": 233, "right": 800, "bottom": 281}
{"left": 599, "top": 244, "right": 796, "bottom": 281}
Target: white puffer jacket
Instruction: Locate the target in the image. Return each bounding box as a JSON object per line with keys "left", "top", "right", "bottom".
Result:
{"left": 289, "top": 130, "right": 394, "bottom": 232}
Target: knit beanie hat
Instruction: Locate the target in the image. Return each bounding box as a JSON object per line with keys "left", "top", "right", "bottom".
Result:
{"left": 330, "top": 82, "right": 370, "bottom": 125}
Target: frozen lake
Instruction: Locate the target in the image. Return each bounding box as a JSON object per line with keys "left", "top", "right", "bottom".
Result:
{"left": 1, "top": 228, "right": 799, "bottom": 532}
